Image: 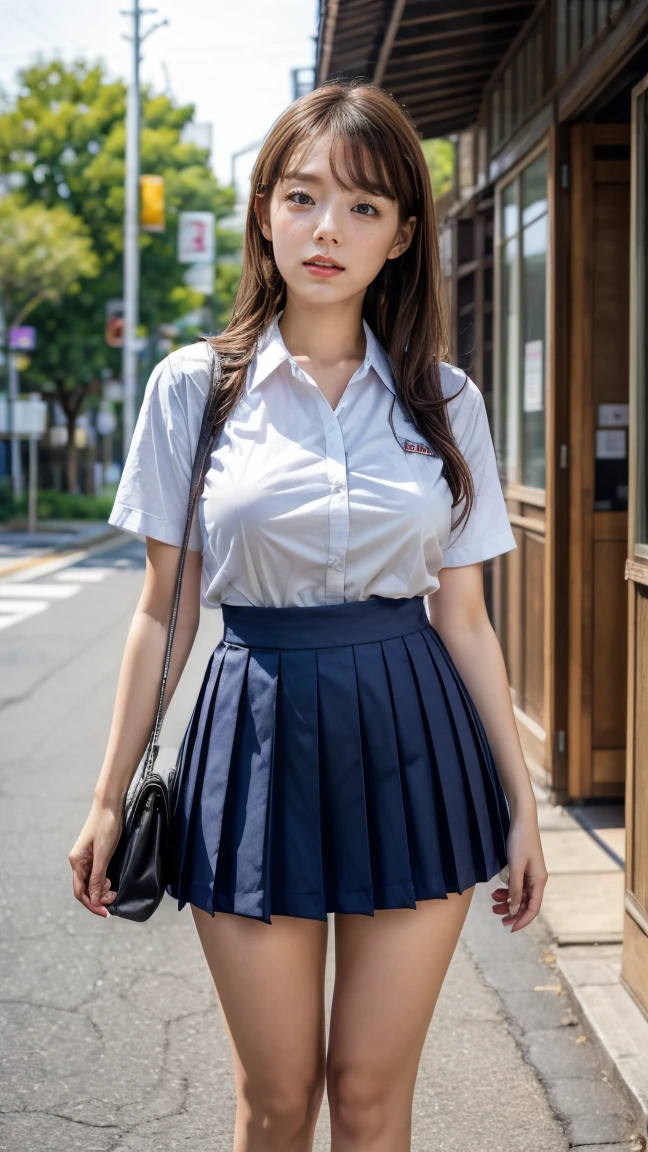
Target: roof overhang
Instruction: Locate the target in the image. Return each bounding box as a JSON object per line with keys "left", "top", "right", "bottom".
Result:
{"left": 316, "top": 0, "right": 539, "bottom": 138}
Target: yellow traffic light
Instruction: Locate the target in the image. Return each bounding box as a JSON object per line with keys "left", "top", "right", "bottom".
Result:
{"left": 140, "top": 174, "right": 165, "bottom": 232}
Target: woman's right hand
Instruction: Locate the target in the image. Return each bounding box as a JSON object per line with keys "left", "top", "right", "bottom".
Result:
{"left": 68, "top": 799, "right": 123, "bottom": 917}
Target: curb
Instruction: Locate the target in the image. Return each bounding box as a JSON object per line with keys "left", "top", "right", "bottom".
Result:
{"left": 553, "top": 944, "right": 648, "bottom": 1144}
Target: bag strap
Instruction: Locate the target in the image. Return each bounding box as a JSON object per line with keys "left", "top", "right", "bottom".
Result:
{"left": 143, "top": 344, "right": 221, "bottom": 777}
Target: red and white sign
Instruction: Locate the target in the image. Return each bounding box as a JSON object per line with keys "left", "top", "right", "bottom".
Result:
{"left": 177, "top": 211, "right": 215, "bottom": 264}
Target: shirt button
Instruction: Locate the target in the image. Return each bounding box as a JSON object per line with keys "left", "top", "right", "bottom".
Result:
{"left": 328, "top": 555, "right": 337, "bottom": 568}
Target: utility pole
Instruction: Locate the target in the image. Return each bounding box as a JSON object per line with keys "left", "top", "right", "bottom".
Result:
{"left": 120, "top": 2, "right": 168, "bottom": 456}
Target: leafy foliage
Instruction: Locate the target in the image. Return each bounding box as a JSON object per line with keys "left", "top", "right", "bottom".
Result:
{"left": 420, "top": 137, "right": 455, "bottom": 201}
{"left": 0, "top": 57, "right": 239, "bottom": 396}
{"left": 0, "top": 195, "right": 99, "bottom": 327}
{"left": 0, "top": 57, "right": 240, "bottom": 486}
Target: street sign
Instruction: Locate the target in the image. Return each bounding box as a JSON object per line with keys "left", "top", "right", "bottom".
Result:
{"left": 178, "top": 211, "right": 215, "bottom": 264}
{"left": 182, "top": 262, "right": 215, "bottom": 294}
{"left": 12, "top": 396, "right": 47, "bottom": 437}
{"left": 9, "top": 326, "right": 36, "bottom": 351}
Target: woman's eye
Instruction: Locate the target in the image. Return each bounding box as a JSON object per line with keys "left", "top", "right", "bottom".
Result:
{"left": 353, "top": 202, "right": 379, "bottom": 217}
{"left": 287, "top": 191, "right": 313, "bottom": 206}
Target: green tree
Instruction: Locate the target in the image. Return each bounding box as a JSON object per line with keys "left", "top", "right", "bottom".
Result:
{"left": 0, "top": 58, "right": 239, "bottom": 488}
{"left": 0, "top": 194, "right": 99, "bottom": 328}
{"left": 420, "top": 137, "right": 455, "bottom": 201}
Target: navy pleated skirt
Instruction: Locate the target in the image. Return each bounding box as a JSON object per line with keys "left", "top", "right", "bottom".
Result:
{"left": 166, "top": 595, "right": 510, "bottom": 923}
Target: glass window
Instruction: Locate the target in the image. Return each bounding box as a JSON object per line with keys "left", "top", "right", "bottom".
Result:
{"left": 502, "top": 180, "right": 519, "bottom": 240}
{"left": 500, "top": 238, "right": 519, "bottom": 484}
{"left": 522, "top": 152, "right": 549, "bottom": 225}
{"left": 497, "top": 151, "right": 549, "bottom": 491}
{"left": 522, "top": 215, "right": 548, "bottom": 487}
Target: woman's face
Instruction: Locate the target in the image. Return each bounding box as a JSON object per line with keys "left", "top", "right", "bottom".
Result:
{"left": 257, "top": 133, "right": 416, "bottom": 307}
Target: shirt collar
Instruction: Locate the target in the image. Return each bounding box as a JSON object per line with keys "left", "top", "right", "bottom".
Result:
{"left": 250, "top": 311, "right": 396, "bottom": 395}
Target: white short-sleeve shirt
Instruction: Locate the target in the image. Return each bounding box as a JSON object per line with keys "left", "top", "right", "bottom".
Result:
{"left": 108, "top": 314, "right": 516, "bottom": 607}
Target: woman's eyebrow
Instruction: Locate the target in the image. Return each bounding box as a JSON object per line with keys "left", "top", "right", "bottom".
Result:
{"left": 282, "top": 170, "right": 323, "bottom": 184}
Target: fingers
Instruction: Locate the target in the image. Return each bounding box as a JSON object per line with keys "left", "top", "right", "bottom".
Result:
{"left": 69, "top": 849, "right": 114, "bottom": 918}
{"left": 490, "top": 874, "right": 548, "bottom": 932}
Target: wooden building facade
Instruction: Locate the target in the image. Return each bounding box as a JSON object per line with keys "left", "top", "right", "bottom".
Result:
{"left": 317, "top": 0, "right": 648, "bottom": 1017}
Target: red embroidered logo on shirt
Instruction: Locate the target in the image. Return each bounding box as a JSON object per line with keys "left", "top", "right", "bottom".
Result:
{"left": 403, "top": 438, "right": 434, "bottom": 457}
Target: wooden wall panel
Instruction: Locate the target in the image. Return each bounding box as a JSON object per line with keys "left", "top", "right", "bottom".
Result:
{"left": 632, "top": 587, "right": 648, "bottom": 911}
{"left": 592, "top": 534, "right": 628, "bottom": 755}
{"left": 524, "top": 532, "right": 546, "bottom": 726}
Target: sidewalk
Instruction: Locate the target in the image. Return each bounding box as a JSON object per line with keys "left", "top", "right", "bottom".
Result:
{"left": 534, "top": 783, "right": 648, "bottom": 1140}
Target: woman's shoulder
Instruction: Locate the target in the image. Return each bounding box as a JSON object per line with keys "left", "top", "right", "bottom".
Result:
{"left": 165, "top": 340, "right": 215, "bottom": 402}
{"left": 437, "top": 361, "right": 484, "bottom": 439}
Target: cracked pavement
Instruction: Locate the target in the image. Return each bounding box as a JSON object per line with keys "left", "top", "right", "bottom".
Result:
{"left": 0, "top": 539, "right": 642, "bottom": 1151}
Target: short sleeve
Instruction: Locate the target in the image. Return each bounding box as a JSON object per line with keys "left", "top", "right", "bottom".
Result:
{"left": 441, "top": 380, "right": 517, "bottom": 568}
{"left": 108, "top": 349, "right": 208, "bottom": 551}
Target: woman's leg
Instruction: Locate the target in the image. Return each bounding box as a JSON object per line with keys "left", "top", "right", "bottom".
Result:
{"left": 192, "top": 907, "right": 328, "bottom": 1152}
{"left": 327, "top": 889, "right": 475, "bottom": 1152}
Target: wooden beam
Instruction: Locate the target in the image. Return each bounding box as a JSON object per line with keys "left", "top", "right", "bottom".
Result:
{"left": 400, "top": 0, "right": 536, "bottom": 28}
{"left": 384, "top": 34, "right": 513, "bottom": 68}
{"left": 394, "top": 18, "right": 526, "bottom": 50}
{"left": 401, "top": 0, "right": 532, "bottom": 27}
{"left": 374, "top": 0, "right": 407, "bottom": 86}
{"left": 389, "top": 71, "right": 493, "bottom": 99}
{"left": 384, "top": 55, "right": 506, "bottom": 87}
{"left": 400, "top": 89, "right": 484, "bottom": 113}
{"left": 318, "top": 0, "right": 341, "bottom": 82}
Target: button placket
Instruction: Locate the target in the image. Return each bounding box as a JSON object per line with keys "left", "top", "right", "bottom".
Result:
{"left": 320, "top": 408, "right": 349, "bottom": 603}
{"left": 289, "top": 359, "right": 354, "bottom": 604}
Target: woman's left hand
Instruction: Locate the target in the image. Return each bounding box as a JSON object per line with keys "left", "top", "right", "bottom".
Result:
{"left": 491, "top": 811, "right": 548, "bottom": 932}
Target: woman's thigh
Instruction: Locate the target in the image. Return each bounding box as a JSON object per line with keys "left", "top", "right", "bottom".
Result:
{"left": 192, "top": 907, "right": 328, "bottom": 1109}
{"left": 327, "top": 890, "right": 475, "bottom": 1148}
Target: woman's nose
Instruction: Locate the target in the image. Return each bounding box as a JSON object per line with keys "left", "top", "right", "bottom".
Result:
{"left": 313, "top": 207, "right": 341, "bottom": 245}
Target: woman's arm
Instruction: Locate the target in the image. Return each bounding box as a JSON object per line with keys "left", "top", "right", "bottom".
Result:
{"left": 427, "top": 562, "right": 547, "bottom": 932}
{"left": 68, "top": 538, "right": 203, "bottom": 917}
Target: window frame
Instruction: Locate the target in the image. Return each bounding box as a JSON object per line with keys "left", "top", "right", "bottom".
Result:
{"left": 494, "top": 139, "right": 551, "bottom": 494}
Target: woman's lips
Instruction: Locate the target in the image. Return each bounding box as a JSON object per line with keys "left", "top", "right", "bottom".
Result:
{"left": 303, "top": 261, "right": 344, "bottom": 277}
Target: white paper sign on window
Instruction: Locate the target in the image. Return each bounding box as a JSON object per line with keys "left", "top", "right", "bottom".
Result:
{"left": 595, "top": 429, "right": 626, "bottom": 459}
{"left": 523, "top": 339, "right": 543, "bottom": 412}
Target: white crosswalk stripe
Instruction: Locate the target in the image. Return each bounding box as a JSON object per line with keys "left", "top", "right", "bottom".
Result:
{"left": 0, "top": 583, "right": 81, "bottom": 600}
{"left": 0, "top": 566, "right": 115, "bottom": 633}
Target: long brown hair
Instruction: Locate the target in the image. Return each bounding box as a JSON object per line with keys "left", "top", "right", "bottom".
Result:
{"left": 205, "top": 78, "right": 474, "bottom": 530}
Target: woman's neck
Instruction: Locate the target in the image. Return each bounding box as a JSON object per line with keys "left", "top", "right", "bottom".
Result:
{"left": 278, "top": 296, "right": 367, "bottom": 371}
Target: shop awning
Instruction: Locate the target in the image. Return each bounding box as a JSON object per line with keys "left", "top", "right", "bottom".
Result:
{"left": 316, "top": 0, "right": 537, "bottom": 138}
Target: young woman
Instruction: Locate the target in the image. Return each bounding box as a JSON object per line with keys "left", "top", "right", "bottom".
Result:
{"left": 69, "top": 79, "right": 548, "bottom": 1151}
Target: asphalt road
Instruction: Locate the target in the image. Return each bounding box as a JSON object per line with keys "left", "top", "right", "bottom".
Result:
{"left": 0, "top": 537, "right": 640, "bottom": 1151}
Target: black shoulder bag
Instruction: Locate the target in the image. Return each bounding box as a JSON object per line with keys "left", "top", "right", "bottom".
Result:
{"left": 106, "top": 346, "right": 220, "bottom": 923}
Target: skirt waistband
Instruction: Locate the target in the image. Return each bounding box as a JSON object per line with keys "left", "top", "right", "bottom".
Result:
{"left": 221, "top": 595, "right": 429, "bottom": 649}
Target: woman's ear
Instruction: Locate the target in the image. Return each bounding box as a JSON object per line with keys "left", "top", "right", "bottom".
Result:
{"left": 388, "top": 215, "right": 417, "bottom": 260}
{"left": 254, "top": 194, "right": 273, "bottom": 243}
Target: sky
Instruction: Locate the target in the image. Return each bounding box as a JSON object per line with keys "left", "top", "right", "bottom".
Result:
{"left": 0, "top": 0, "right": 319, "bottom": 197}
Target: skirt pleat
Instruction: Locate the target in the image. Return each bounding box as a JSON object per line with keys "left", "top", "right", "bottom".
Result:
{"left": 166, "top": 596, "right": 510, "bottom": 923}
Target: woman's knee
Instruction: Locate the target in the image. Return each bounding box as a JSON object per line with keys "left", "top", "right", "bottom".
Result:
{"left": 327, "top": 1062, "right": 391, "bottom": 1143}
{"left": 242, "top": 1071, "right": 325, "bottom": 1148}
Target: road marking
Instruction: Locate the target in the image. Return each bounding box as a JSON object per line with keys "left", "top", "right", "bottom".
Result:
{"left": 0, "top": 600, "right": 49, "bottom": 630}
{"left": 0, "top": 562, "right": 116, "bottom": 633}
{"left": 54, "top": 567, "right": 115, "bottom": 583}
{"left": 0, "top": 550, "right": 89, "bottom": 584}
{"left": 0, "top": 583, "right": 81, "bottom": 600}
